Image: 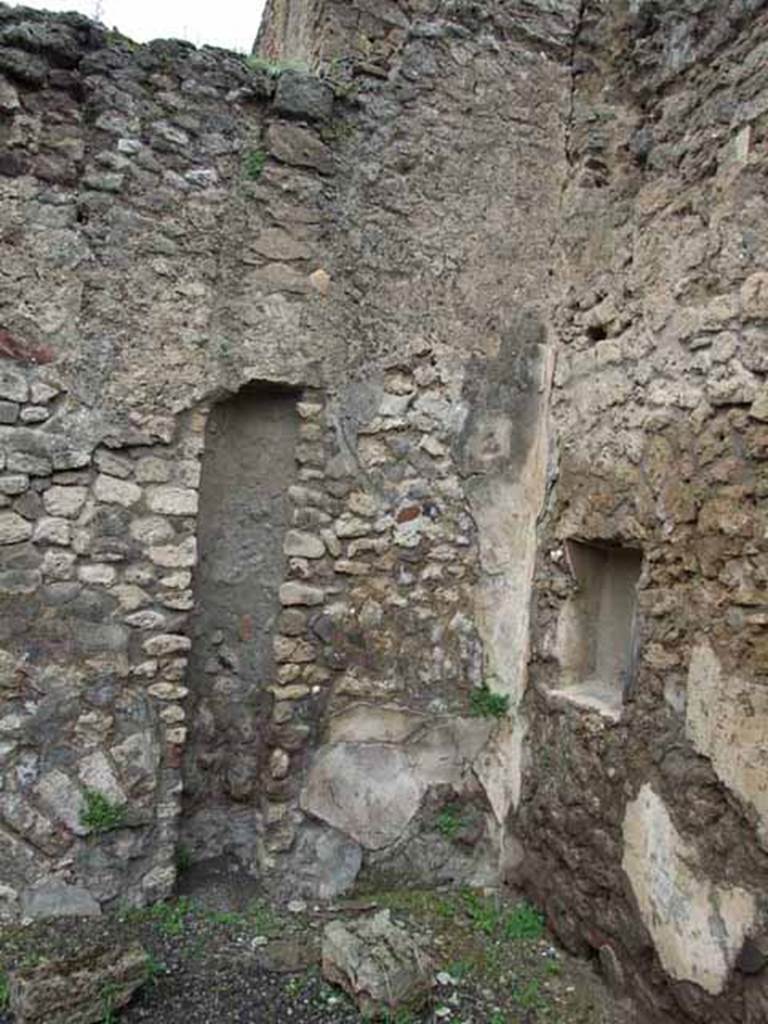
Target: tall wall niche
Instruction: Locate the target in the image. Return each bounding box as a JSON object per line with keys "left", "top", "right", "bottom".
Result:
{"left": 550, "top": 540, "right": 642, "bottom": 720}
{"left": 181, "top": 384, "right": 301, "bottom": 866}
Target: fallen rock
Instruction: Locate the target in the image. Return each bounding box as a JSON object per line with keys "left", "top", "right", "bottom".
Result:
{"left": 9, "top": 942, "right": 148, "bottom": 1024}
{"left": 255, "top": 936, "right": 320, "bottom": 973}
{"left": 322, "top": 910, "right": 433, "bottom": 1018}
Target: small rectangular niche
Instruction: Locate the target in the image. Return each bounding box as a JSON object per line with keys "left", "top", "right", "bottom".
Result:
{"left": 550, "top": 540, "right": 642, "bottom": 720}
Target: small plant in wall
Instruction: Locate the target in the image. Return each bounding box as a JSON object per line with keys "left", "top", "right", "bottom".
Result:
{"left": 80, "top": 788, "right": 126, "bottom": 834}
{"left": 436, "top": 803, "right": 465, "bottom": 839}
{"left": 100, "top": 981, "right": 119, "bottom": 1024}
{"left": 247, "top": 55, "right": 309, "bottom": 78}
{"left": 469, "top": 683, "right": 510, "bottom": 719}
{"left": 244, "top": 148, "right": 266, "bottom": 180}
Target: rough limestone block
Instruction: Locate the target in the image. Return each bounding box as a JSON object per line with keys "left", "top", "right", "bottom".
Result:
{"left": 283, "top": 529, "right": 325, "bottom": 558}
{"left": 143, "top": 633, "right": 192, "bottom": 656}
{"left": 322, "top": 911, "right": 433, "bottom": 1018}
{"left": 34, "top": 769, "right": 87, "bottom": 836}
{"left": 145, "top": 486, "right": 198, "bottom": 516}
{"left": 0, "top": 75, "right": 20, "bottom": 112}
{"left": 20, "top": 406, "right": 49, "bottom": 424}
{"left": 0, "top": 474, "right": 29, "bottom": 495}
{"left": 43, "top": 486, "right": 87, "bottom": 518}
{"left": 29, "top": 380, "right": 58, "bottom": 404}
{"left": 279, "top": 581, "right": 324, "bottom": 606}
{"left": 9, "top": 942, "right": 148, "bottom": 1024}
{"left": 20, "top": 883, "right": 100, "bottom": 921}
{"left": 0, "top": 400, "right": 19, "bottom": 423}
{"left": 0, "top": 367, "right": 28, "bottom": 403}
{"left": 134, "top": 456, "right": 171, "bottom": 483}
{"left": 274, "top": 71, "right": 334, "bottom": 121}
{"left": 8, "top": 451, "right": 52, "bottom": 476}
{"left": 33, "top": 517, "right": 71, "bottom": 546}
{"left": 93, "top": 474, "right": 141, "bottom": 507}
{"left": 266, "top": 122, "right": 334, "bottom": 175}
{"left": 0, "top": 510, "right": 32, "bottom": 544}
{"left": 148, "top": 537, "right": 196, "bottom": 568}
{"left": 0, "top": 569, "right": 40, "bottom": 594}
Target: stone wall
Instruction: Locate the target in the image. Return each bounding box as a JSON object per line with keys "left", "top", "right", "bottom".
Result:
{"left": 0, "top": 0, "right": 767, "bottom": 1020}
{"left": 0, "top": 0, "right": 575, "bottom": 917}
{"left": 0, "top": 4, "right": 340, "bottom": 916}
{"left": 521, "top": 2, "right": 768, "bottom": 1021}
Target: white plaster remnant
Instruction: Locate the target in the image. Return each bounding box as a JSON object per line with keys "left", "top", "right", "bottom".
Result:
{"left": 622, "top": 784, "right": 756, "bottom": 994}
{"left": 686, "top": 641, "right": 768, "bottom": 850}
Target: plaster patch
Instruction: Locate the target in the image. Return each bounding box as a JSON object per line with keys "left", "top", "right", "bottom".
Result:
{"left": 300, "top": 743, "right": 422, "bottom": 850}
{"left": 622, "top": 784, "right": 756, "bottom": 995}
{"left": 686, "top": 641, "right": 768, "bottom": 849}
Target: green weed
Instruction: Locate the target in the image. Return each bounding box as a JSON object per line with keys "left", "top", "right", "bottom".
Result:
{"left": 150, "top": 896, "right": 192, "bottom": 937}
{"left": 469, "top": 684, "right": 510, "bottom": 719}
{"left": 462, "top": 890, "right": 502, "bottom": 936}
{"left": 100, "top": 981, "right": 119, "bottom": 1024}
{"left": 247, "top": 56, "right": 309, "bottom": 77}
{"left": 206, "top": 910, "right": 244, "bottom": 927}
{"left": 244, "top": 148, "right": 266, "bottom": 180}
{"left": 284, "top": 974, "right": 304, "bottom": 998}
{"left": 0, "top": 973, "right": 8, "bottom": 1010}
{"left": 175, "top": 844, "right": 191, "bottom": 873}
{"left": 448, "top": 959, "right": 471, "bottom": 980}
{"left": 436, "top": 803, "right": 465, "bottom": 839}
{"left": 503, "top": 901, "right": 545, "bottom": 941}
{"left": 80, "top": 789, "right": 126, "bottom": 833}
{"left": 144, "top": 952, "right": 166, "bottom": 987}
{"left": 247, "top": 898, "right": 279, "bottom": 935}
{"left": 19, "top": 953, "right": 43, "bottom": 969}
{"left": 380, "top": 1010, "right": 416, "bottom": 1024}
{"left": 434, "top": 896, "right": 458, "bottom": 920}
{"left": 514, "top": 977, "right": 547, "bottom": 1011}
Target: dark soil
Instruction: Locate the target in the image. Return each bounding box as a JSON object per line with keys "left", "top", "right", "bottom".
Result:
{"left": 0, "top": 859, "right": 637, "bottom": 1023}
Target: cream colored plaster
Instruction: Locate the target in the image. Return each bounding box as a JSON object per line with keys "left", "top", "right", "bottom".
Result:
{"left": 622, "top": 784, "right": 756, "bottom": 995}
{"left": 686, "top": 641, "right": 768, "bottom": 849}
{"left": 471, "top": 347, "right": 553, "bottom": 821}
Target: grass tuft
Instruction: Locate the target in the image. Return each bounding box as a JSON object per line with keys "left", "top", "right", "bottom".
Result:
{"left": 504, "top": 901, "right": 546, "bottom": 941}
{"left": 247, "top": 56, "right": 309, "bottom": 78}
{"left": 469, "top": 684, "right": 510, "bottom": 719}
{"left": 149, "top": 897, "right": 192, "bottom": 937}
{"left": 436, "top": 803, "right": 465, "bottom": 839}
{"left": 80, "top": 789, "right": 126, "bottom": 834}
{"left": 244, "top": 148, "right": 266, "bottom": 180}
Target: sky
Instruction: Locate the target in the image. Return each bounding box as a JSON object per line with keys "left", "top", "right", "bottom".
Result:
{"left": 13, "top": 0, "right": 267, "bottom": 51}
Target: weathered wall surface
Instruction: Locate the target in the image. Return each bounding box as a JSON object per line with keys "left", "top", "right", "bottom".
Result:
{"left": 523, "top": 2, "right": 768, "bottom": 1021}
{"left": 0, "top": 0, "right": 574, "bottom": 919}
{"left": 253, "top": 0, "right": 579, "bottom": 894}
{"left": 181, "top": 386, "right": 300, "bottom": 864}
{"left": 0, "top": 4, "right": 344, "bottom": 917}
{"left": 1, "top": 0, "right": 767, "bottom": 1020}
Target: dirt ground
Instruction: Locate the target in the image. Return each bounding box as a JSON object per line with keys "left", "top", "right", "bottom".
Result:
{"left": 0, "top": 860, "right": 637, "bottom": 1023}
